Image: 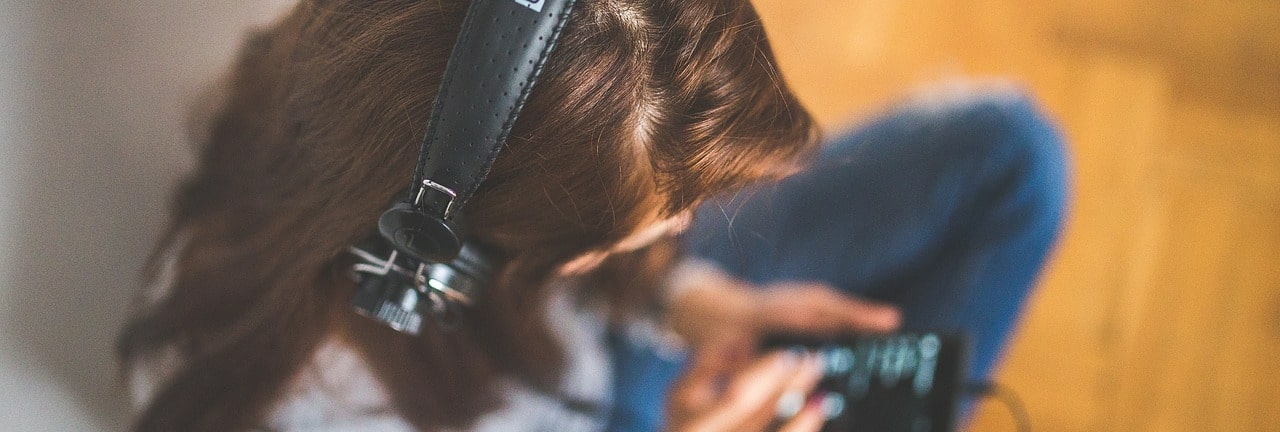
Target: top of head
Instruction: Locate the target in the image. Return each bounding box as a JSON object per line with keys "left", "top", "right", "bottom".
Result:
{"left": 379, "top": 0, "right": 578, "bottom": 263}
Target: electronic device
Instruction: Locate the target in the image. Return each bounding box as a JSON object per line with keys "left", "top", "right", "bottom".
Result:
{"left": 762, "top": 332, "right": 970, "bottom": 432}
{"left": 347, "top": 0, "right": 578, "bottom": 334}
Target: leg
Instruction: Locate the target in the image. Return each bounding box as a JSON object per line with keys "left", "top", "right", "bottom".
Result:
{"left": 609, "top": 85, "right": 1069, "bottom": 431}
{"left": 687, "top": 86, "right": 1068, "bottom": 380}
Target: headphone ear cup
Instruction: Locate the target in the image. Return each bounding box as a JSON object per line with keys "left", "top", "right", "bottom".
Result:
{"left": 378, "top": 202, "right": 466, "bottom": 262}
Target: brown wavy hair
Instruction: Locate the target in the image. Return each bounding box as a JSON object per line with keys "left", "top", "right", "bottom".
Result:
{"left": 118, "top": 0, "right": 818, "bottom": 430}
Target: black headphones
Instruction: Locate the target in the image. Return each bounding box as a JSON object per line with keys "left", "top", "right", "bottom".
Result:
{"left": 348, "top": 0, "right": 577, "bottom": 334}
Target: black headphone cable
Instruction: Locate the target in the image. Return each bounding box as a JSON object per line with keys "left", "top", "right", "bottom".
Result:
{"left": 965, "top": 381, "right": 1031, "bottom": 432}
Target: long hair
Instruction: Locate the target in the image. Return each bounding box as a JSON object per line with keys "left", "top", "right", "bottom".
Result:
{"left": 118, "top": 0, "right": 818, "bottom": 430}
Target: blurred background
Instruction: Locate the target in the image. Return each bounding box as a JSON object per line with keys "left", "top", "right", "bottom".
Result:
{"left": 744, "top": 1, "right": 1280, "bottom": 430}
{"left": 0, "top": 2, "right": 293, "bottom": 430}
{"left": 0, "top": 1, "right": 1276, "bottom": 431}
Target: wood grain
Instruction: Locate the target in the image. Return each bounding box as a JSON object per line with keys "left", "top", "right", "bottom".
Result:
{"left": 748, "top": 0, "right": 1280, "bottom": 430}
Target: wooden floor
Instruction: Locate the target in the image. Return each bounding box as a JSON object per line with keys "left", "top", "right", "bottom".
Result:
{"left": 748, "top": 1, "right": 1280, "bottom": 430}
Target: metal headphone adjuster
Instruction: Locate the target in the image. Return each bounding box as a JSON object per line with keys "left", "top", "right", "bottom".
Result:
{"left": 415, "top": 179, "right": 458, "bottom": 220}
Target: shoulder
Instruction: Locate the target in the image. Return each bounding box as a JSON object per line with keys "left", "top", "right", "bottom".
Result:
{"left": 127, "top": 332, "right": 414, "bottom": 431}
{"left": 263, "top": 337, "right": 416, "bottom": 432}
{"left": 124, "top": 233, "right": 414, "bottom": 431}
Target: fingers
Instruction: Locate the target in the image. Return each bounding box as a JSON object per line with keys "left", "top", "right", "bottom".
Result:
{"left": 826, "top": 290, "right": 901, "bottom": 332}
{"left": 776, "top": 398, "right": 827, "bottom": 432}
{"left": 702, "top": 351, "right": 798, "bottom": 428}
{"left": 687, "top": 350, "right": 824, "bottom": 432}
{"left": 730, "top": 351, "right": 827, "bottom": 431}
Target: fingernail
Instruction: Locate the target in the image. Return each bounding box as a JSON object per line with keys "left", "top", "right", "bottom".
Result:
{"left": 817, "top": 392, "right": 846, "bottom": 419}
{"left": 809, "top": 352, "right": 826, "bottom": 376}
{"left": 776, "top": 390, "right": 805, "bottom": 418}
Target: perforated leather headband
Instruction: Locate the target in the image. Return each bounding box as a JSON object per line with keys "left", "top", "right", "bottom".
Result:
{"left": 408, "top": 0, "right": 578, "bottom": 218}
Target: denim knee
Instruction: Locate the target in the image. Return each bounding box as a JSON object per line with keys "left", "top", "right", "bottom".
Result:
{"left": 910, "top": 86, "right": 1071, "bottom": 237}
{"left": 898, "top": 87, "right": 1071, "bottom": 381}
{"left": 981, "top": 91, "right": 1069, "bottom": 239}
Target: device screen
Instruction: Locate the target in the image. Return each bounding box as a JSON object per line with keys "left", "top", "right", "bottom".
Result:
{"left": 761, "top": 332, "right": 968, "bottom": 432}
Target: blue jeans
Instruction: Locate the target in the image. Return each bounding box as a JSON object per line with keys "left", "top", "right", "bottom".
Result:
{"left": 608, "top": 88, "right": 1069, "bottom": 431}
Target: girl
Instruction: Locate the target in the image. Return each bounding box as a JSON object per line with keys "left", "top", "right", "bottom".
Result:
{"left": 120, "top": 0, "right": 907, "bottom": 431}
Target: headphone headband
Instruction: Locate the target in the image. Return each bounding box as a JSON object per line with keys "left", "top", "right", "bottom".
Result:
{"left": 355, "top": 0, "right": 577, "bottom": 334}
{"left": 380, "top": 0, "right": 577, "bottom": 263}
{"left": 412, "top": 0, "right": 576, "bottom": 219}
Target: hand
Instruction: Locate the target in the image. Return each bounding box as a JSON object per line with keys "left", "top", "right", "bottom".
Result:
{"left": 666, "top": 340, "right": 828, "bottom": 432}
{"left": 667, "top": 264, "right": 902, "bottom": 349}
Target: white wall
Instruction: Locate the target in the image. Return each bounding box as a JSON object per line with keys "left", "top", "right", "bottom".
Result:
{"left": 0, "top": 2, "right": 293, "bottom": 430}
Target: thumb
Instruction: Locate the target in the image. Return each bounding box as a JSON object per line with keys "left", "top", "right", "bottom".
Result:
{"left": 758, "top": 283, "right": 902, "bottom": 334}
{"left": 830, "top": 294, "right": 901, "bottom": 332}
